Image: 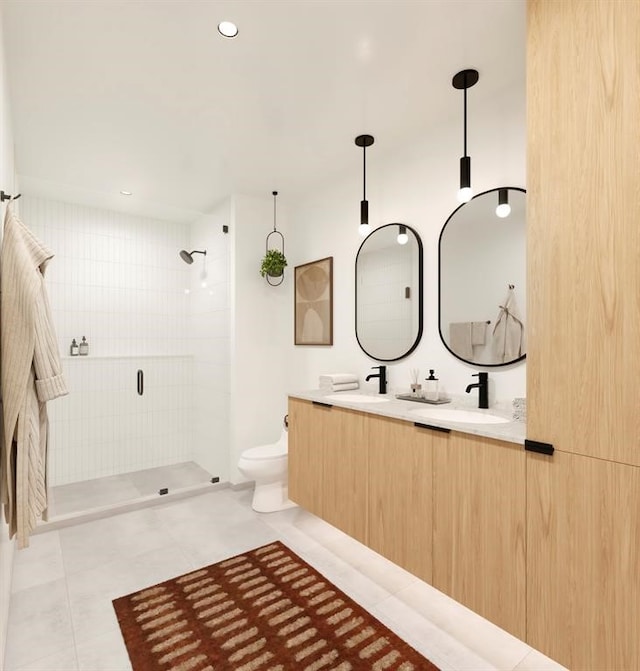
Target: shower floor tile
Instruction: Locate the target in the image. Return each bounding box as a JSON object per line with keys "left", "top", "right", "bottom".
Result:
{"left": 49, "top": 461, "right": 212, "bottom": 517}
{"left": 127, "top": 461, "right": 212, "bottom": 496}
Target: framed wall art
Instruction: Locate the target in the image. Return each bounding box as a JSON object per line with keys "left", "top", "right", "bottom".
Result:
{"left": 294, "top": 256, "right": 333, "bottom": 346}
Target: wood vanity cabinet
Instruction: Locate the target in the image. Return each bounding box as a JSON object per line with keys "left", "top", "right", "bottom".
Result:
{"left": 289, "top": 396, "right": 526, "bottom": 639}
{"left": 288, "top": 398, "right": 325, "bottom": 519}
{"left": 288, "top": 398, "right": 368, "bottom": 544}
{"left": 367, "top": 416, "right": 434, "bottom": 584}
{"left": 432, "top": 432, "right": 526, "bottom": 640}
{"left": 526, "top": 450, "right": 640, "bottom": 669}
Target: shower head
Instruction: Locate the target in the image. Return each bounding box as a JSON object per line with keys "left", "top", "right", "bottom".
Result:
{"left": 179, "top": 249, "right": 206, "bottom": 264}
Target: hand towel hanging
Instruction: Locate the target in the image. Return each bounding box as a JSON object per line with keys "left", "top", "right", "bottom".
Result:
{"left": 492, "top": 286, "right": 525, "bottom": 363}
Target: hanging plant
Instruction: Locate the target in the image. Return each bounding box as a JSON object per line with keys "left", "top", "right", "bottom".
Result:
{"left": 262, "top": 191, "right": 286, "bottom": 285}
{"left": 260, "top": 249, "right": 287, "bottom": 278}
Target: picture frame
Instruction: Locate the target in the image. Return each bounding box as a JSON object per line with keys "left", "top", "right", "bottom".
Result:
{"left": 294, "top": 256, "right": 333, "bottom": 346}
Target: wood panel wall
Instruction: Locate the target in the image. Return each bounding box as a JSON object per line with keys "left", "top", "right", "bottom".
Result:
{"left": 527, "top": 450, "right": 640, "bottom": 668}
{"left": 527, "top": 0, "right": 640, "bottom": 465}
{"left": 527, "top": 1, "right": 640, "bottom": 667}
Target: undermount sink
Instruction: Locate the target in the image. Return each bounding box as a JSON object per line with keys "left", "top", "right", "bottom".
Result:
{"left": 324, "top": 393, "right": 390, "bottom": 404}
{"left": 411, "top": 407, "right": 510, "bottom": 424}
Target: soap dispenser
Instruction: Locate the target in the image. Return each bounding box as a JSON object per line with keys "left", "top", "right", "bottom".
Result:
{"left": 70, "top": 339, "right": 79, "bottom": 356}
{"left": 79, "top": 336, "right": 89, "bottom": 356}
{"left": 424, "top": 370, "right": 439, "bottom": 401}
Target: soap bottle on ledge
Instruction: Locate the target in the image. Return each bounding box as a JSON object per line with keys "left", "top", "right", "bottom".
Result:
{"left": 70, "top": 339, "right": 79, "bottom": 356}
{"left": 79, "top": 336, "right": 89, "bottom": 356}
{"left": 424, "top": 370, "right": 439, "bottom": 401}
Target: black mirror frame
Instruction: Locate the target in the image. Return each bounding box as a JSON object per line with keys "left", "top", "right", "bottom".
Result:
{"left": 355, "top": 223, "right": 424, "bottom": 362}
{"left": 438, "top": 186, "right": 526, "bottom": 367}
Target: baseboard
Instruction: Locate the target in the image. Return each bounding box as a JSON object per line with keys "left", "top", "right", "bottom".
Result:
{"left": 230, "top": 481, "right": 254, "bottom": 491}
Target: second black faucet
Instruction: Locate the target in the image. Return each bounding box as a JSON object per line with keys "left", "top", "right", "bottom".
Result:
{"left": 366, "top": 365, "right": 387, "bottom": 394}
{"left": 465, "top": 371, "right": 489, "bottom": 408}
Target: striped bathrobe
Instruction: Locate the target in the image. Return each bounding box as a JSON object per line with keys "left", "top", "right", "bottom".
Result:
{"left": 0, "top": 207, "right": 68, "bottom": 548}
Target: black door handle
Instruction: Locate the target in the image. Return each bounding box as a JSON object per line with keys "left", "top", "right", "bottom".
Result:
{"left": 137, "top": 370, "right": 143, "bottom": 396}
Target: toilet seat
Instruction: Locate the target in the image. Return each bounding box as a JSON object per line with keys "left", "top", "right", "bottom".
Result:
{"left": 241, "top": 442, "right": 287, "bottom": 460}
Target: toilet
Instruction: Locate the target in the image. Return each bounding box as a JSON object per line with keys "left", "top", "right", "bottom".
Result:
{"left": 237, "top": 420, "right": 297, "bottom": 513}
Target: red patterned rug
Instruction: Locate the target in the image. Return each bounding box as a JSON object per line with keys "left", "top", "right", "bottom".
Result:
{"left": 113, "top": 541, "right": 440, "bottom": 670}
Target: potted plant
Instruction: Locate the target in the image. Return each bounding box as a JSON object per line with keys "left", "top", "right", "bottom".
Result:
{"left": 260, "top": 249, "right": 287, "bottom": 278}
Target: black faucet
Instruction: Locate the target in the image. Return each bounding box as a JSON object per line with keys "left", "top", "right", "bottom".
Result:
{"left": 465, "top": 372, "right": 489, "bottom": 409}
{"left": 365, "top": 365, "right": 387, "bottom": 394}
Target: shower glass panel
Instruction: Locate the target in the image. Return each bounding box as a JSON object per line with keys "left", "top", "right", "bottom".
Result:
{"left": 21, "top": 196, "right": 231, "bottom": 517}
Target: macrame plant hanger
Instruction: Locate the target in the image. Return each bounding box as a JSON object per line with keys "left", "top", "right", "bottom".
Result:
{"left": 265, "top": 191, "right": 285, "bottom": 286}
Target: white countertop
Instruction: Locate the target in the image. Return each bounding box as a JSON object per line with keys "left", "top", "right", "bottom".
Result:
{"left": 288, "top": 389, "right": 527, "bottom": 445}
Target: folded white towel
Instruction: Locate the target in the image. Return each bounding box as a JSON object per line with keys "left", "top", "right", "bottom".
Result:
{"left": 321, "top": 382, "right": 359, "bottom": 392}
{"left": 319, "top": 373, "right": 358, "bottom": 385}
{"left": 449, "top": 322, "right": 473, "bottom": 359}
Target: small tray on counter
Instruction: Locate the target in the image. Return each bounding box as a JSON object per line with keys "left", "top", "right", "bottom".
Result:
{"left": 395, "top": 394, "right": 452, "bottom": 405}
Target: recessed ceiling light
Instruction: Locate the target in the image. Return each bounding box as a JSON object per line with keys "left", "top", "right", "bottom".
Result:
{"left": 218, "top": 21, "right": 238, "bottom": 38}
{"left": 120, "top": 190, "right": 132, "bottom": 196}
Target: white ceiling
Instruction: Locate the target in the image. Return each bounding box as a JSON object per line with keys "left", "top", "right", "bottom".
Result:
{"left": 1, "top": 0, "right": 525, "bottom": 223}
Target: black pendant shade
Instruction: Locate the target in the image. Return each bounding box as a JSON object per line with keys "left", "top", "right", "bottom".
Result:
{"left": 355, "top": 134, "right": 374, "bottom": 236}
{"left": 452, "top": 69, "right": 479, "bottom": 203}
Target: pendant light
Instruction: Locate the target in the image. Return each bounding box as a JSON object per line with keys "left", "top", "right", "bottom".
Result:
{"left": 355, "top": 134, "right": 374, "bottom": 236}
{"left": 496, "top": 188, "right": 511, "bottom": 218}
{"left": 397, "top": 224, "right": 409, "bottom": 245}
{"left": 452, "top": 69, "right": 479, "bottom": 203}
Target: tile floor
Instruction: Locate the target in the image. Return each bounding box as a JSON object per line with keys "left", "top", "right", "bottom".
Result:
{"left": 5, "top": 488, "right": 568, "bottom": 671}
{"left": 48, "top": 462, "right": 212, "bottom": 517}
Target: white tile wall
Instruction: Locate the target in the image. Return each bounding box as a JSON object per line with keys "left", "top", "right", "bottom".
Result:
{"left": 48, "top": 356, "right": 194, "bottom": 485}
{"left": 357, "top": 246, "right": 414, "bottom": 360}
{"left": 19, "top": 197, "right": 198, "bottom": 485}
{"left": 21, "top": 197, "right": 191, "bottom": 358}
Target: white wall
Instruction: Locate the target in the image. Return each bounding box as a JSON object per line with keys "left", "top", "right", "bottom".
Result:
{"left": 229, "top": 194, "right": 289, "bottom": 483}
{"left": 0, "top": 6, "right": 16, "bottom": 665}
{"left": 188, "top": 201, "right": 231, "bottom": 480}
{"left": 285, "top": 83, "right": 526, "bottom": 404}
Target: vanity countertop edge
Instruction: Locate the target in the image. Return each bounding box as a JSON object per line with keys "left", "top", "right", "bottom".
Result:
{"left": 288, "top": 389, "right": 526, "bottom": 446}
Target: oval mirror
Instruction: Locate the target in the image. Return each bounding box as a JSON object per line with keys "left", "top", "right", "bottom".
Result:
{"left": 356, "top": 223, "right": 423, "bottom": 361}
{"left": 439, "top": 187, "right": 526, "bottom": 366}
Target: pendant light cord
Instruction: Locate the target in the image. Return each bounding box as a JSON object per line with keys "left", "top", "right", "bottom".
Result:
{"left": 362, "top": 146, "right": 367, "bottom": 200}
{"left": 272, "top": 190, "right": 278, "bottom": 232}
{"left": 463, "top": 78, "right": 468, "bottom": 158}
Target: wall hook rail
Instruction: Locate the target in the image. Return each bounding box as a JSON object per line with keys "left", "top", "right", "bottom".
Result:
{"left": 1, "top": 190, "right": 21, "bottom": 202}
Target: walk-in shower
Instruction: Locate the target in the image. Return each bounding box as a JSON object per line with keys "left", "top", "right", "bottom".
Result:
{"left": 17, "top": 197, "right": 230, "bottom": 521}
